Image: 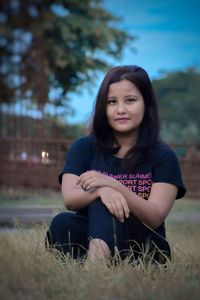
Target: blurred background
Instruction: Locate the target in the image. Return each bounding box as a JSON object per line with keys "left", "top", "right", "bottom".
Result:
{"left": 0, "top": 0, "right": 200, "bottom": 203}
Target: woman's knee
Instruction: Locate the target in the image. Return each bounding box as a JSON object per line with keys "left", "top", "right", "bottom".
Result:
{"left": 47, "top": 212, "right": 73, "bottom": 244}
{"left": 46, "top": 212, "right": 88, "bottom": 258}
{"left": 45, "top": 212, "right": 75, "bottom": 254}
{"left": 50, "top": 212, "right": 72, "bottom": 232}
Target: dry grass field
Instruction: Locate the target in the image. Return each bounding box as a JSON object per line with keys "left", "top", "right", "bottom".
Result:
{"left": 0, "top": 222, "right": 199, "bottom": 299}
{"left": 0, "top": 188, "right": 200, "bottom": 300}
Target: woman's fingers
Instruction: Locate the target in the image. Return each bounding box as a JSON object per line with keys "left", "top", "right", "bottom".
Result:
{"left": 77, "top": 176, "right": 94, "bottom": 190}
{"left": 82, "top": 179, "right": 95, "bottom": 190}
{"left": 77, "top": 173, "right": 99, "bottom": 191}
{"left": 121, "top": 197, "right": 130, "bottom": 219}
{"left": 76, "top": 173, "right": 88, "bottom": 186}
{"left": 115, "top": 197, "right": 130, "bottom": 222}
{"left": 113, "top": 197, "right": 125, "bottom": 222}
{"left": 98, "top": 187, "right": 130, "bottom": 223}
{"left": 77, "top": 171, "right": 112, "bottom": 190}
{"left": 102, "top": 195, "right": 127, "bottom": 223}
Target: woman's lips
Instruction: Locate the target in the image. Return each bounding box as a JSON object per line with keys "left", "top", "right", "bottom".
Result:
{"left": 115, "top": 118, "right": 130, "bottom": 123}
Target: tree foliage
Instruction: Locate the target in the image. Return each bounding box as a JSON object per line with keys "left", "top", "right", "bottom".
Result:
{"left": 0, "top": 0, "right": 133, "bottom": 111}
{"left": 153, "top": 68, "right": 200, "bottom": 143}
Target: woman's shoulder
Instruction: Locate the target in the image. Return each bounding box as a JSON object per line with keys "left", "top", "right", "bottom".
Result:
{"left": 152, "top": 140, "right": 178, "bottom": 161}
{"left": 154, "top": 140, "right": 174, "bottom": 152}
{"left": 69, "top": 135, "right": 96, "bottom": 150}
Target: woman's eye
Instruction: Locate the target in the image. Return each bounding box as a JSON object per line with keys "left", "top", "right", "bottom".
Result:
{"left": 107, "top": 99, "right": 117, "bottom": 105}
{"left": 126, "top": 98, "right": 136, "bottom": 103}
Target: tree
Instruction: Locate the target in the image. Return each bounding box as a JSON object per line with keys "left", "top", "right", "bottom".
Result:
{"left": 153, "top": 68, "right": 200, "bottom": 143}
{"left": 0, "top": 0, "right": 133, "bottom": 137}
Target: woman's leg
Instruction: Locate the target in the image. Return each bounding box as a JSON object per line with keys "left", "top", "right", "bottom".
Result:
{"left": 87, "top": 198, "right": 126, "bottom": 262}
{"left": 125, "top": 216, "right": 171, "bottom": 264}
{"left": 45, "top": 212, "right": 89, "bottom": 259}
{"left": 149, "top": 231, "right": 171, "bottom": 264}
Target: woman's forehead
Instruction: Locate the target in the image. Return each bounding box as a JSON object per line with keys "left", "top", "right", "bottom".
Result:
{"left": 108, "top": 79, "right": 141, "bottom": 96}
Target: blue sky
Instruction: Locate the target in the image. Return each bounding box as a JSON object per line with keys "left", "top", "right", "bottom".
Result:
{"left": 68, "top": 0, "right": 200, "bottom": 124}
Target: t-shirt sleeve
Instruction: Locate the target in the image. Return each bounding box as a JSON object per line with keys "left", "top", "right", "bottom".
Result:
{"left": 58, "top": 137, "right": 93, "bottom": 184}
{"left": 152, "top": 146, "right": 186, "bottom": 199}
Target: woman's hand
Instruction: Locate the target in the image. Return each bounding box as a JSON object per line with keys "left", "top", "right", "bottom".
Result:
{"left": 97, "top": 186, "right": 130, "bottom": 223}
{"left": 77, "top": 171, "right": 130, "bottom": 222}
{"left": 77, "top": 171, "right": 116, "bottom": 191}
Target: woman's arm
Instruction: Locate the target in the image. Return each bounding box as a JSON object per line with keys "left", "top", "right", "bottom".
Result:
{"left": 62, "top": 174, "right": 130, "bottom": 223}
{"left": 62, "top": 174, "right": 99, "bottom": 211}
{"left": 111, "top": 181, "right": 177, "bottom": 228}
{"left": 77, "top": 171, "right": 178, "bottom": 228}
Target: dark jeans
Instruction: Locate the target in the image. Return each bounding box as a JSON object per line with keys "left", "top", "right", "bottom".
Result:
{"left": 46, "top": 198, "right": 171, "bottom": 264}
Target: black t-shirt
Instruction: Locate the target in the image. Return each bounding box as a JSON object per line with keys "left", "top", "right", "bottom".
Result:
{"left": 59, "top": 135, "right": 186, "bottom": 247}
{"left": 59, "top": 135, "right": 186, "bottom": 200}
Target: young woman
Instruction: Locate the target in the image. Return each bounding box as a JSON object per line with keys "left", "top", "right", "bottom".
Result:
{"left": 46, "top": 65, "right": 186, "bottom": 265}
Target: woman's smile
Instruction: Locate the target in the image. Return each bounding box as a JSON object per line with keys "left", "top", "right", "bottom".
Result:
{"left": 106, "top": 79, "right": 145, "bottom": 137}
{"left": 115, "top": 117, "right": 130, "bottom": 122}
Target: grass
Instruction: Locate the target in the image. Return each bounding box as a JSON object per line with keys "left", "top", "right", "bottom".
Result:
{"left": 0, "top": 188, "right": 200, "bottom": 298}
{"left": 1, "top": 187, "right": 200, "bottom": 214}
{"left": 0, "top": 220, "right": 200, "bottom": 300}
{"left": 0, "top": 187, "right": 62, "bottom": 207}
{"left": 169, "top": 198, "right": 200, "bottom": 213}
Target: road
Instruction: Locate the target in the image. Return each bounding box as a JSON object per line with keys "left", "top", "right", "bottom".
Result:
{"left": 0, "top": 206, "right": 64, "bottom": 226}
{"left": 0, "top": 206, "right": 200, "bottom": 228}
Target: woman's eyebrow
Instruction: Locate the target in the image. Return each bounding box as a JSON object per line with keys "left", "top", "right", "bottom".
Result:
{"left": 125, "top": 94, "right": 139, "bottom": 98}
{"left": 107, "top": 96, "right": 117, "bottom": 99}
{"left": 107, "top": 94, "right": 139, "bottom": 99}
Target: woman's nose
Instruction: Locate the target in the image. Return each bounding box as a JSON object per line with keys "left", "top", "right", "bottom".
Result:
{"left": 116, "top": 103, "right": 126, "bottom": 114}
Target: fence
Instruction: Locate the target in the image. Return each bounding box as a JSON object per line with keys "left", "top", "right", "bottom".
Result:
{"left": 170, "top": 144, "right": 200, "bottom": 198}
{"left": 0, "top": 138, "right": 200, "bottom": 198}
{"left": 0, "top": 137, "right": 73, "bottom": 190}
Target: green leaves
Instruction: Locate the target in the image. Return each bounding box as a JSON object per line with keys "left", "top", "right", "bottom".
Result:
{"left": 0, "top": 0, "right": 133, "bottom": 109}
{"left": 153, "top": 68, "right": 200, "bottom": 143}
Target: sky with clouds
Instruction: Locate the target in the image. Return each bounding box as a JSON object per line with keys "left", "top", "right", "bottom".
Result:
{"left": 68, "top": 0, "right": 200, "bottom": 123}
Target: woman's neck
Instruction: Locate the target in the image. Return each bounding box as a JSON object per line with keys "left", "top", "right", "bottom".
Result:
{"left": 114, "top": 132, "right": 137, "bottom": 158}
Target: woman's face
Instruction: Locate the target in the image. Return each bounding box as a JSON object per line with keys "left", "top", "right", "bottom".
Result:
{"left": 106, "top": 79, "right": 145, "bottom": 138}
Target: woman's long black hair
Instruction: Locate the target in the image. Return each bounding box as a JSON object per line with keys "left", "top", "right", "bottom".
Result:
{"left": 90, "top": 65, "right": 160, "bottom": 170}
